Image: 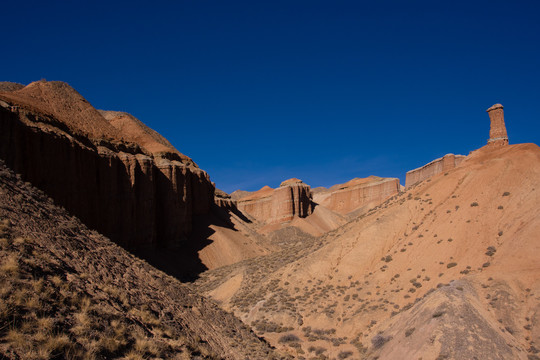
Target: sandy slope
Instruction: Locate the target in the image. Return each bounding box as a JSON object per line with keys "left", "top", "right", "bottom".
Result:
{"left": 195, "top": 143, "right": 540, "bottom": 359}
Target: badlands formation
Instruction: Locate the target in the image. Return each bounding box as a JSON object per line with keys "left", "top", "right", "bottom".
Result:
{"left": 0, "top": 80, "right": 214, "bottom": 250}
{"left": 1, "top": 81, "right": 539, "bottom": 360}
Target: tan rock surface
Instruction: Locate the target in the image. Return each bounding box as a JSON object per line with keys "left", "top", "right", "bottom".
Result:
{"left": 0, "top": 81, "right": 24, "bottom": 92}
{"left": 100, "top": 110, "right": 197, "bottom": 166}
{"left": 0, "top": 80, "right": 126, "bottom": 142}
{"left": 313, "top": 176, "right": 400, "bottom": 215}
{"left": 487, "top": 103, "right": 509, "bottom": 147}
{"left": 405, "top": 153, "right": 466, "bottom": 188}
{"left": 236, "top": 180, "right": 313, "bottom": 224}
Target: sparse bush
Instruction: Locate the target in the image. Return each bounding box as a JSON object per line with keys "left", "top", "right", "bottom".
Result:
{"left": 483, "top": 262, "right": 491, "bottom": 268}
{"left": 338, "top": 351, "right": 354, "bottom": 359}
{"left": 470, "top": 202, "right": 479, "bottom": 207}
{"left": 502, "top": 192, "right": 510, "bottom": 197}
{"left": 433, "top": 310, "right": 445, "bottom": 318}
{"left": 485, "top": 246, "right": 496, "bottom": 256}
{"left": 371, "top": 334, "right": 390, "bottom": 349}
{"left": 405, "top": 327, "right": 415, "bottom": 337}
{"left": 278, "top": 333, "right": 300, "bottom": 344}
{"left": 447, "top": 262, "right": 457, "bottom": 269}
{"left": 498, "top": 205, "right": 503, "bottom": 209}
{"left": 0, "top": 254, "right": 19, "bottom": 274}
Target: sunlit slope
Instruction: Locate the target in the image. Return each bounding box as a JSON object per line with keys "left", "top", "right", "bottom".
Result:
{"left": 196, "top": 143, "right": 540, "bottom": 359}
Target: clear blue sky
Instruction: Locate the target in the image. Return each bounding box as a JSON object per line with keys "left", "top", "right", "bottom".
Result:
{"left": 2, "top": 1, "right": 539, "bottom": 193}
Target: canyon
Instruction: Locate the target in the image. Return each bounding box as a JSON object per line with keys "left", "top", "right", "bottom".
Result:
{"left": 2, "top": 79, "right": 538, "bottom": 360}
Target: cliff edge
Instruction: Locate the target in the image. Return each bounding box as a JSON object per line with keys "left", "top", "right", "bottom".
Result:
{"left": 0, "top": 80, "right": 214, "bottom": 249}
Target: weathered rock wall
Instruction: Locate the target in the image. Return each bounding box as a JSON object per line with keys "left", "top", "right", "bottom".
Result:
{"left": 405, "top": 154, "right": 465, "bottom": 188}
{"left": 0, "top": 105, "right": 214, "bottom": 248}
{"left": 486, "top": 104, "right": 509, "bottom": 147}
{"left": 313, "top": 177, "right": 400, "bottom": 215}
{"left": 235, "top": 179, "right": 313, "bottom": 224}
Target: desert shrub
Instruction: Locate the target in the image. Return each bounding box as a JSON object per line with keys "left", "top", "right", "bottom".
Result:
{"left": 483, "top": 262, "right": 491, "bottom": 268}
{"left": 338, "top": 351, "right": 354, "bottom": 359}
{"left": 405, "top": 328, "right": 415, "bottom": 337}
{"left": 278, "top": 333, "right": 300, "bottom": 344}
{"left": 485, "top": 246, "right": 496, "bottom": 256}
{"left": 371, "top": 334, "right": 390, "bottom": 349}
{"left": 446, "top": 262, "right": 457, "bottom": 269}
{"left": 470, "top": 202, "right": 479, "bottom": 207}
{"left": 502, "top": 192, "right": 510, "bottom": 196}
{"left": 433, "top": 310, "right": 445, "bottom": 318}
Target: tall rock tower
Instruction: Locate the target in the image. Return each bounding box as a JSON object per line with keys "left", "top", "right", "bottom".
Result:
{"left": 486, "top": 104, "right": 509, "bottom": 147}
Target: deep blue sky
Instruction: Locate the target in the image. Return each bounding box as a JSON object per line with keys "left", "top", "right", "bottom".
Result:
{"left": 2, "top": 1, "right": 539, "bottom": 192}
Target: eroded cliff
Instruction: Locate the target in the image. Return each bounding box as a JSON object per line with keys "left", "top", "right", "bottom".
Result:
{"left": 405, "top": 153, "right": 466, "bottom": 188}
{"left": 234, "top": 179, "right": 313, "bottom": 224}
{"left": 0, "top": 80, "right": 214, "bottom": 249}
{"left": 312, "top": 176, "right": 400, "bottom": 215}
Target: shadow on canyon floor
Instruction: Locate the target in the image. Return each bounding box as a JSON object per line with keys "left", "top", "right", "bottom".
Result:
{"left": 132, "top": 204, "right": 248, "bottom": 282}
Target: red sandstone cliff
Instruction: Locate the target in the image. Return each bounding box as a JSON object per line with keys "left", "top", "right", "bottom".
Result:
{"left": 312, "top": 176, "right": 400, "bottom": 215}
{"left": 405, "top": 153, "right": 466, "bottom": 188}
{"left": 234, "top": 179, "right": 313, "bottom": 224}
{"left": 0, "top": 80, "right": 214, "bottom": 248}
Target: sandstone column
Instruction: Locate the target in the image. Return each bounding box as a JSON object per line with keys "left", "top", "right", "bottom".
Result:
{"left": 486, "top": 104, "right": 508, "bottom": 146}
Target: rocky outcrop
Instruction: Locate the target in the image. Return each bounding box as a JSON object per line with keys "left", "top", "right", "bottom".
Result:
{"left": 235, "top": 179, "right": 313, "bottom": 223}
{"left": 0, "top": 82, "right": 24, "bottom": 92}
{"left": 313, "top": 176, "right": 400, "bottom": 215}
{"left": 405, "top": 153, "right": 465, "bottom": 188}
{"left": 487, "top": 103, "right": 509, "bottom": 147}
{"left": 214, "top": 188, "right": 236, "bottom": 209}
{"left": 0, "top": 81, "right": 214, "bottom": 249}
{"left": 99, "top": 110, "right": 198, "bottom": 166}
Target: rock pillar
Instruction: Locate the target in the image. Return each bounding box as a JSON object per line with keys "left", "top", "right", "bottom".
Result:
{"left": 486, "top": 104, "right": 508, "bottom": 147}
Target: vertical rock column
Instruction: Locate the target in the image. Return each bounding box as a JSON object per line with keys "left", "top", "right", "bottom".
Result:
{"left": 272, "top": 179, "right": 313, "bottom": 223}
{"left": 486, "top": 104, "right": 509, "bottom": 147}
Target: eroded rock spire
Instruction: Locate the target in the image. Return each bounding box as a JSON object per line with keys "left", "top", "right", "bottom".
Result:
{"left": 486, "top": 103, "right": 509, "bottom": 146}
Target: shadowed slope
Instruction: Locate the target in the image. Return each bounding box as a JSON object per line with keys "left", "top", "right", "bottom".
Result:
{"left": 0, "top": 160, "right": 282, "bottom": 359}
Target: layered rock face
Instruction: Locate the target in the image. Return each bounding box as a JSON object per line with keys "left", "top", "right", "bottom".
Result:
{"left": 235, "top": 179, "right": 313, "bottom": 223}
{"left": 313, "top": 176, "right": 400, "bottom": 215}
{"left": 405, "top": 153, "right": 465, "bottom": 188}
{"left": 0, "top": 80, "right": 214, "bottom": 248}
{"left": 214, "top": 188, "right": 236, "bottom": 209}
{"left": 487, "top": 103, "right": 509, "bottom": 147}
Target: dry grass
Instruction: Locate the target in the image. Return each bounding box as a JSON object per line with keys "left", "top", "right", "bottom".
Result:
{"left": 0, "top": 217, "right": 213, "bottom": 359}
